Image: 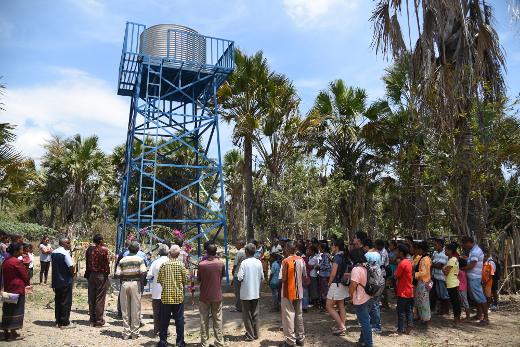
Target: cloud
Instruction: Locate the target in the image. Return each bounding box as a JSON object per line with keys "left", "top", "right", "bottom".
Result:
{"left": 70, "top": 0, "right": 124, "bottom": 44}
{"left": 2, "top": 68, "right": 129, "bottom": 162}
{"left": 283, "top": 0, "right": 359, "bottom": 28}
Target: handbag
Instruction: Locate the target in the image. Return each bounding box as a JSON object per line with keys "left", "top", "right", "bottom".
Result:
{"left": 1, "top": 292, "right": 19, "bottom": 304}
{"left": 425, "top": 279, "right": 434, "bottom": 291}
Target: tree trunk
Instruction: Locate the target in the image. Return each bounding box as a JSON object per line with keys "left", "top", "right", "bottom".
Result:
{"left": 412, "top": 155, "right": 425, "bottom": 240}
{"left": 49, "top": 198, "right": 59, "bottom": 229}
{"left": 36, "top": 203, "right": 44, "bottom": 225}
{"left": 458, "top": 120, "right": 488, "bottom": 249}
{"left": 244, "top": 137, "right": 254, "bottom": 242}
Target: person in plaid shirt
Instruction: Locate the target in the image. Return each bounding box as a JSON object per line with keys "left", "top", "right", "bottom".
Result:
{"left": 157, "top": 244, "right": 187, "bottom": 347}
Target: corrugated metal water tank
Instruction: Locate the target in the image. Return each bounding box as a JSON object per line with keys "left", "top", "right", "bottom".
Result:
{"left": 139, "top": 24, "right": 206, "bottom": 64}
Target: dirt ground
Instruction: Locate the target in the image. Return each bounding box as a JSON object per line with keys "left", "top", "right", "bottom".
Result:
{"left": 6, "top": 263, "right": 520, "bottom": 347}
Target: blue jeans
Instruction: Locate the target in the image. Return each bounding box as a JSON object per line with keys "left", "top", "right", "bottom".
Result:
{"left": 354, "top": 297, "right": 375, "bottom": 347}
{"left": 370, "top": 296, "right": 381, "bottom": 329}
{"left": 117, "top": 283, "right": 122, "bottom": 316}
{"left": 435, "top": 279, "right": 450, "bottom": 300}
{"left": 396, "top": 297, "right": 413, "bottom": 332}
{"left": 158, "top": 302, "right": 185, "bottom": 347}
{"left": 271, "top": 287, "right": 279, "bottom": 309}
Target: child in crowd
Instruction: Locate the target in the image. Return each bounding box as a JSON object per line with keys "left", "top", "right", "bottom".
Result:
{"left": 269, "top": 253, "right": 281, "bottom": 312}
{"left": 443, "top": 244, "right": 461, "bottom": 327}
{"left": 457, "top": 258, "right": 471, "bottom": 322}
{"left": 307, "top": 246, "right": 320, "bottom": 309}
{"left": 482, "top": 252, "right": 494, "bottom": 307}
{"left": 21, "top": 243, "right": 31, "bottom": 273}
{"left": 390, "top": 243, "right": 413, "bottom": 337}
{"left": 27, "top": 244, "right": 34, "bottom": 279}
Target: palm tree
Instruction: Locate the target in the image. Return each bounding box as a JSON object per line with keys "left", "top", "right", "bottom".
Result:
{"left": 217, "top": 48, "right": 273, "bottom": 241}
{"left": 370, "top": 0, "right": 506, "bottom": 246}
{"left": 307, "top": 80, "right": 383, "bottom": 235}
{"left": 59, "top": 134, "right": 110, "bottom": 235}
{"left": 223, "top": 149, "right": 244, "bottom": 243}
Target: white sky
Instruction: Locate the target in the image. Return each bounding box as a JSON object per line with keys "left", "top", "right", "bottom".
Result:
{"left": 1, "top": 0, "right": 519, "bottom": 163}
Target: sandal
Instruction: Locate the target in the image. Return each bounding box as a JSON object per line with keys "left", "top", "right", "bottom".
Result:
{"left": 389, "top": 332, "right": 403, "bottom": 337}
{"left": 7, "top": 335, "right": 25, "bottom": 341}
{"left": 477, "top": 320, "right": 490, "bottom": 326}
{"left": 61, "top": 323, "right": 76, "bottom": 329}
{"left": 332, "top": 328, "right": 346, "bottom": 336}
{"left": 471, "top": 315, "right": 481, "bottom": 321}
{"left": 447, "top": 323, "right": 461, "bottom": 328}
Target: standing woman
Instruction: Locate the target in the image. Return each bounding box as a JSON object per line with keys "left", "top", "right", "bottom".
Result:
{"left": 2, "top": 242, "right": 31, "bottom": 341}
{"left": 316, "top": 243, "right": 332, "bottom": 311}
{"left": 413, "top": 241, "right": 432, "bottom": 328}
{"left": 326, "top": 239, "right": 349, "bottom": 336}
{"left": 39, "top": 236, "right": 53, "bottom": 285}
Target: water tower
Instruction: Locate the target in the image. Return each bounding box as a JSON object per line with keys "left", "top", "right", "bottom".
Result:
{"left": 115, "top": 22, "right": 234, "bottom": 277}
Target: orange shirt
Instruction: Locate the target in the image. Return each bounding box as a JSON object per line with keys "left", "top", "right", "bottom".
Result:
{"left": 482, "top": 261, "right": 494, "bottom": 287}
{"left": 280, "top": 255, "right": 306, "bottom": 300}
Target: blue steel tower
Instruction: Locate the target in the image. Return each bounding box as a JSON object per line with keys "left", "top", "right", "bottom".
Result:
{"left": 116, "top": 22, "right": 234, "bottom": 278}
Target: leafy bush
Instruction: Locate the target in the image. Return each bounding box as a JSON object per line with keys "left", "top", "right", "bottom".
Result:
{"left": 0, "top": 221, "right": 59, "bottom": 242}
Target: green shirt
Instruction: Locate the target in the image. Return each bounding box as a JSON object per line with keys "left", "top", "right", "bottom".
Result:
{"left": 116, "top": 253, "right": 146, "bottom": 281}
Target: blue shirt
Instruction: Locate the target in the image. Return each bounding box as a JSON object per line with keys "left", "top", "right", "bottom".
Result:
{"left": 51, "top": 246, "right": 74, "bottom": 289}
{"left": 365, "top": 249, "right": 381, "bottom": 265}
{"left": 270, "top": 261, "right": 281, "bottom": 286}
{"left": 332, "top": 251, "right": 346, "bottom": 283}
{"left": 254, "top": 246, "right": 262, "bottom": 260}
{"left": 121, "top": 249, "right": 149, "bottom": 266}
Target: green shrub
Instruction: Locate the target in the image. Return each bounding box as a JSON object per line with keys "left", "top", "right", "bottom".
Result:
{"left": 0, "top": 221, "right": 59, "bottom": 242}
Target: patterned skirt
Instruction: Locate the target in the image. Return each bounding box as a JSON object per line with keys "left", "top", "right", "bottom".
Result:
{"left": 302, "top": 286, "right": 309, "bottom": 309}
{"left": 319, "top": 276, "right": 330, "bottom": 301}
{"left": 414, "top": 279, "right": 431, "bottom": 321}
{"left": 1, "top": 294, "right": 25, "bottom": 330}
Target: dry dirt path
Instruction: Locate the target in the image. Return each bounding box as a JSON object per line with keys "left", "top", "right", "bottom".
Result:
{"left": 7, "top": 264, "right": 520, "bottom": 347}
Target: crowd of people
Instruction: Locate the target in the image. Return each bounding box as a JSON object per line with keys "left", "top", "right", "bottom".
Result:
{"left": 0, "top": 228, "right": 501, "bottom": 347}
{"left": 256, "top": 232, "right": 499, "bottom": 347}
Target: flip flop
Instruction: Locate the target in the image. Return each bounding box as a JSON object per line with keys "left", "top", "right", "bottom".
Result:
{"left": 7, "top": 335, "right": 25, "bottom": 341}
{"left": 332, "top": 328, "right": 346, "bottom": 336}
{"left": 388, "top": 332, "right": 403, "bottom": 337}
{"left": 471, "top": 315, "right": 480, "bottom": 321}
{"left": 447, "top": 323, "right": 460, "bottom": 328}
{"left": 477, "top": 320, "right": 490, "bottom": 326}
{"left": 61, "top": 323, "right": 76, "bottom": 329}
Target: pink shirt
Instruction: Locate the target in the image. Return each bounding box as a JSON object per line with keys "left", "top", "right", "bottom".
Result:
{"left": 458, "top": 269, "right": 467, "bottom": 291}
{"left": 351, "top": 266, "right": 371, "bottom": 305}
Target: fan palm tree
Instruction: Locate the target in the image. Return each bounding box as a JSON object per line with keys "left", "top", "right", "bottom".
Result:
{"left": 217, "top": 48, "right": 273, "bottom": 241}
{"left": 370, "top": 0, "right": 506, "bottom": 246}
{"left": 223, "top": 149, "right": 244, "bottom": 243}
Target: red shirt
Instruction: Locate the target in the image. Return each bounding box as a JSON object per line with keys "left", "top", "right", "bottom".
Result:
{"left": 2, "top": 257, "right": 30, "bottom": 295}
{"left": 394, "top": 258, "right": 413, "bottom": 298}
{"left": 22, "top": 254, "right": 30, "bottom": 270}
{"left": 197, "top": 256, "right": 225, "bottom": 302}
{"left": 86, "top": 245, "right": 109, "bottom": 272}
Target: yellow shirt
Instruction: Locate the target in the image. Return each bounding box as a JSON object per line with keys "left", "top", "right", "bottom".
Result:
{"left": 446, "top": 257, "right": 459, "bottom": 289}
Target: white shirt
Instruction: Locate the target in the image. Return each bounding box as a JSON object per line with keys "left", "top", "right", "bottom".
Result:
{"left": 146, "top": 255, "right": 170, "bottom": 300}
{"left": 237, "top": 257, "right": 264, "bottom": 300}
{"left": 28, "top": 252, "right": 34, "bottom": 269}
{"left": 309, "top": 255, "right": 319, "bottom": 277}
{"left": 432, "top": 248, "right": 448, "bottom": 281}
{"left": 271, "top": 245, "right": 282, "bottom": 253}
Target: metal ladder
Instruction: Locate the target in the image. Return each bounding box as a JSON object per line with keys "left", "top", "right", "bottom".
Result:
{"left": 137, "top": 59, "right": 163, "bottom": 245}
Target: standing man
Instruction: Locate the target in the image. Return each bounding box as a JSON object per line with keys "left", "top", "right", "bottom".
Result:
{"left": 231, "top": 240, "right": 246, "bottom": 313}
{"left": 157, "top": 245, "right": 187, "bottom": 347}
{"left": 86, "top": 234, "right": 110, "bottom": 327}
{"left": 51, "top": 237, "right": 75, "bottom": 329}
{"left": 197, "top": 244, "right": 226, "bottom": 347}
{"left": 278, "top": 241, "right": 306, "bottom": 347}
{"left": 375, "top": 239, "right": 390, "bottom": 311}
{"left": 460, "top": 236, "right": 489, "bottom": 325}
{"left": 116, "top": 241, "right": 147, "bottom": 340}
{"left": 146, "top": 244, "right": 170, "bottom": 337}
{"left": 237, "top": 243, "right": 264, "bottom": 341}
{"left": 431, "top": 238, "right": 450, "bottom": 316}
{"left": 272, "top": 238, "right": 282, "bottom": 253}
{"left": 362, "top": 238, "right": 382, "bottom": 334}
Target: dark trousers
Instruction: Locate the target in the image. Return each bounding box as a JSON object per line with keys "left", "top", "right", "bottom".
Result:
{"left": 40, "top": 261, "right": 50, "bottom": 283}
{"left": 54, "top": 284, "right": 73, "bottom": 326}
{"left": 447, "top": 287, "right": 461, "bottom": 317}
{"left": 241, "top": 299, "right": 260, "bottom": 340}
{"left": 152, "top": 299, "right": 169, "bottom": 336}
{"left": 380, "top": 284, "right": 390, "bottom": 309}
{"left": 88, "top": 271, "right": 108, "bottom": 326}
{"left": 158, "top": 302, "right": 185, "bottom": 347}
{"left": 429, "top": 278, "right": 438, "bottom": 311}
{"left": 233, "top": 279, "right": 242, "bottom": 311}
{"left": 396, "top": 297, "right": 413, "bottom": 332}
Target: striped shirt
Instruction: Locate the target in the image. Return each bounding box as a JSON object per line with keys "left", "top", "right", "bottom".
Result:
{"left": 432, "top": 248, "right": 448, "bottom": 281}
{"left": 116, "top": 253, "right": 146, "bottom": 281}
{"left": 467, "top": 244, "right": 484, "bottom": 279}
{"left": 157, "top": 258, "right": 186, "bottom": 304}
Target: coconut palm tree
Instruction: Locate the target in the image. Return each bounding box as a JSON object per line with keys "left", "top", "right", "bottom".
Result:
{"left": 370, "top": 0, "right": 506, "bottom": 246}
{"left": 217, "top": 48, "right": 273, "bottom": 241}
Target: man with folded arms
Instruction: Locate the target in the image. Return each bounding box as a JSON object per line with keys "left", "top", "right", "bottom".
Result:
{"left": 197, "top": 243, "right": 226, "bottom": 347}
